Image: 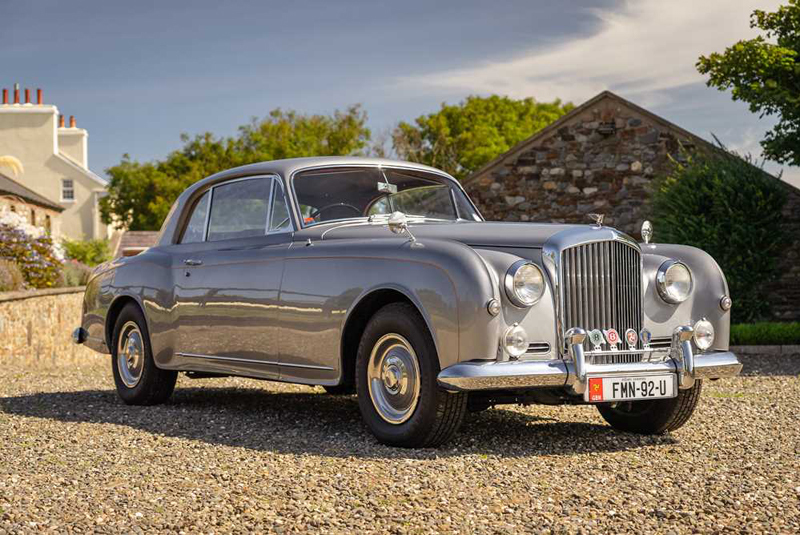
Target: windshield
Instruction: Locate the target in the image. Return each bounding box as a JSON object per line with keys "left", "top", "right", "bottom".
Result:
{"left": 292, "top": 167, "right": 480, "bottom": 227}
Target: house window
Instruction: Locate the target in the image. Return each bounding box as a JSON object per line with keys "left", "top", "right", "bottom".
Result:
{"left": 61, "top": 179, "right": 75, "bottom": 201}
{"left": 45, "top": 215, "right": 52, "bottom": 234}
{"left": 30, "top": 209, "right": 36, "bottom": 226}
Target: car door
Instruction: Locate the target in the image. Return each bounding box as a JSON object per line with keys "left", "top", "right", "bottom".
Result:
{"left": 169, "top": 175, "right": 292, "bottom": 379}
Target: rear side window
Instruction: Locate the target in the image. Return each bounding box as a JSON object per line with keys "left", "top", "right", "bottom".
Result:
{"left": 207, "top": 178, "right": 271, "bottom": 242}
{"left": 180, "top": 191, "right": 210, "bottom": 244}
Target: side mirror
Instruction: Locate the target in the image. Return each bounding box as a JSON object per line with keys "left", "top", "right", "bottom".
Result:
{"left": 388, "top": 211, "right": 408, "bottom": 235}
{"left": 387, "top": 211, "right": 416, "bottom": 242}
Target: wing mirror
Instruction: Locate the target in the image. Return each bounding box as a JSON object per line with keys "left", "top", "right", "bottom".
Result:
{"left": 388, "top": 211, "right": 416, "bottom": 242}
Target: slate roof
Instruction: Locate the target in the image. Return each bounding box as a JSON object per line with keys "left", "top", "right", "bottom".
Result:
{"left": 0, "top": 172, "right": 63, "bottom": 212}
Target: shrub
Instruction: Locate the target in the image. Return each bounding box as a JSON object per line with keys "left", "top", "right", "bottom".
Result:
{"left": 0, "top": 211, "right": 63, "bottom": 289}
{"left": 0, "top": 259, "right": 26, "bottom": 292}
{"left": 652, "top": 145, "right": 787, "bottom": 323}
{"left": 60, "top": 259, "right": 94, "bottom": 287}
{"left": 62, "top": 238, "right": 111, "bottom": 266}
{"left": 730, "top": 322, "right": 800, "bottom": 346}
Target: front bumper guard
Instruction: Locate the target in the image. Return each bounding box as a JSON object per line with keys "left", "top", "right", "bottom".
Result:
{"left": 438, "top": 325, "right": 742, "bottom": 393}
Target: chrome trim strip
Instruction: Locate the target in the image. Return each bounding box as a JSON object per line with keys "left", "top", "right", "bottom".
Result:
{"left": 176, "top": 352, "right": 334, "bottom": 371}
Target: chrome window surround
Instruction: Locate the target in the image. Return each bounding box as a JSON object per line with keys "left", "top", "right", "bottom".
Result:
{"left": 655, "top": 259, "right": 693, "bottom": 304}
{"left": 541, "top": 227, "right": 643, "bottom": 357}
{"left": 287, "top": 163, "right": 484, "bottom": 230}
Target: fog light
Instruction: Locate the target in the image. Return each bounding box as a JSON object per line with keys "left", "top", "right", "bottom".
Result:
{"left": 693, "top": 319, "right": 715, "bottom": 350}
{"left": 503, "top": 323, "right": 529, "bottom": 357}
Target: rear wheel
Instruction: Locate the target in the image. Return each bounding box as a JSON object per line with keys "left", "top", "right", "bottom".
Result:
{"left": 111, "top": 303, "right": 177, "bottom": 405}
{"left": 356, "top": 303, "right": 466, "bottom": 448}
{"left": 596, "top": 380, "right": 702, "bottom": 434}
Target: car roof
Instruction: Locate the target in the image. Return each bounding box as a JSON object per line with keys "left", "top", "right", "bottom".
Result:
{"left": 198, "top": 157, "right": 453, "bottom": 188}
{"left": 156, "top": 157, "right": 460, "bottom": 247}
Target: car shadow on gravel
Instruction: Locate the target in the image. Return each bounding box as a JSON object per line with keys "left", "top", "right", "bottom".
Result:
{"left": 0, "top": 386, "right": 678, "bottom": 459}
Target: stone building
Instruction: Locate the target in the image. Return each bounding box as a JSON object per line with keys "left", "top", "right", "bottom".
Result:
{"left": 463, "top": 91, "right": 800, "bottom": 321}
{"left": 0, "top": 84, "right": 110, "bottom": 240}
{"left": 0, "top": 171, "right": 64, "bottom": 235}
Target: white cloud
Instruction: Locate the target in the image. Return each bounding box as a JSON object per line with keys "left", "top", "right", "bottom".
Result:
{"left": 401, "top": 0, "right": 783, "bottom": 105}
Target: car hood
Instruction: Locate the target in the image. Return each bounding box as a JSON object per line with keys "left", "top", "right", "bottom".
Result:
{"left": 296, "top": 220, "right": 587, "bottom": 249}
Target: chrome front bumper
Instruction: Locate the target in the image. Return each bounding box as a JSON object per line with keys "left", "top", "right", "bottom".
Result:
{"left": 438, "top": 326, "right": 743, "bottom": 393}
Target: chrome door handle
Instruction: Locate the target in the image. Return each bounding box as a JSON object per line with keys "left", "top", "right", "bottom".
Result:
{"left": 183, "top": 259, "right": 203, "bottom": 266}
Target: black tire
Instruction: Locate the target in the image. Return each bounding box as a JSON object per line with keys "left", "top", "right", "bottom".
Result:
{"left": 323, "top": 384, "right": 355, "bottom": 396}
{"left": 111, "top": 303, "right": 177, "bottom": 406}
{"left": 356, "top": 302, "right": 467, "bottom": 448}
{"left": 596, "top": 380, "right": 703, "bottom": 434}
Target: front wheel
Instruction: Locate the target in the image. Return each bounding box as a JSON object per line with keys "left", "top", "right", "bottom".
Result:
{"left": 356, "top": 303, "right": 466, "bottom": 448}
{"left": 596, "top": 380, "right": 703, "bottom": 434}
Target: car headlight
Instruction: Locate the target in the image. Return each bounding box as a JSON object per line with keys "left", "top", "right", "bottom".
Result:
{"left": 503, "top": 323, "right": 529, "bottom": 357}
{"left": 504, "top": 260, "right": 545, "bottom": 307}
{"left": 693, "top": 319, "right": 715, "bottom": 350}
{"left": 656, "top": 260, "right": 692, "bottom": 304}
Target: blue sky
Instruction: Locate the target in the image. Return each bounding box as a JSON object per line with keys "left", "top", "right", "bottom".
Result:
{"left": 4, "top": 0, "right": 797, "bottom": 186}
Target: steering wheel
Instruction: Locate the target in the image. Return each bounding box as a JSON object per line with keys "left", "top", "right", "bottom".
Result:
{"left": 308, "top": 203, "right": 362, "bottom": 221}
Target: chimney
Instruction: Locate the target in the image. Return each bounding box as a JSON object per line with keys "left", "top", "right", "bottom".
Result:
{"left": 37, "top": 88, "right": 42, "bottom": 105}
{"left": 69, "top": 115, "right": 76, "bottom": 128}
{"left": 2, "top": 89, "right": 7, "bottom": 105}
{"left": 24, "top": 88, "right": 30, "bottom": 104}
{"left": 59, "top": 115, "right": 65, "bottom": 127}
{"left": 13, "top": 83, "right": 19, "bottom": 104}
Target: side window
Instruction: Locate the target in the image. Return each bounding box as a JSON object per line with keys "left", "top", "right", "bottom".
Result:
{"left": 269, "top": 180, "right": 292, "bottom": 233}
{"left": 180, "top": 191, "right": 210, "bottom": 244}
{"left": 207, "top": 178, "right": 271, "bottom": 242}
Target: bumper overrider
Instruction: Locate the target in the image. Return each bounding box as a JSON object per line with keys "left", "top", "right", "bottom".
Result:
{"left": 438, "top": 325, "right": 742, "bottom": 393}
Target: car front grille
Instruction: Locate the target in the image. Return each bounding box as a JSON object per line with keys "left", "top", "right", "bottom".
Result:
{"left": 590, "top": 352, "right": 643, "bottom": 365}
{"left": 561, "top": 240, "right": 643, "bottom": 350}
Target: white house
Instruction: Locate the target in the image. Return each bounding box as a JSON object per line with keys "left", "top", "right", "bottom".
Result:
{"left": 0, "top": 84, "right": 110, "bottom": 240}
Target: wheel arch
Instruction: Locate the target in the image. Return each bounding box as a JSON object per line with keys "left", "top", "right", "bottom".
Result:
{"left": 338, "top": 287, "right": 431, "bottom": 390}
{"left": 105, "top": 295, "right": 146, "bottom": 351}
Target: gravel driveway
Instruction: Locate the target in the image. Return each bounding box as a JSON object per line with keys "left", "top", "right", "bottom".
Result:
{"left": 1, "top": 354, "right": 798, "bottom": 533}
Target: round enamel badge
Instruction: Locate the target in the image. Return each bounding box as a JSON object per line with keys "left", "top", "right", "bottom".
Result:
{"left": 604, "top": 329, "right": 620, "bottom": 345}
{"left": 625, "top": 328, "right": 638, "bottom": 347}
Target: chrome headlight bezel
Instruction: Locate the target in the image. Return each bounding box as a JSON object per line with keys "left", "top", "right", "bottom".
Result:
{"left": 504, "top": 260, "right": 545, "bottom": 308}
{"left": 656, "top": 260, "right": 693, "bottom": 304}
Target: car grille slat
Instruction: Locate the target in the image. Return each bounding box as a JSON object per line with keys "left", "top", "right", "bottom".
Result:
{"left": 561, "top": 240, "right": 642, "bottom": 351}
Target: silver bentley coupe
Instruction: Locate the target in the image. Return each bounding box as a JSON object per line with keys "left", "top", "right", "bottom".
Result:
{"left": 74, "top": 157, "right": 742, "bottom": 447}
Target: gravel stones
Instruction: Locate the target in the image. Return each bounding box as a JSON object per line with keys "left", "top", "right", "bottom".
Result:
{"left": 0, "top": 354, "right": 798, "bottom": 533}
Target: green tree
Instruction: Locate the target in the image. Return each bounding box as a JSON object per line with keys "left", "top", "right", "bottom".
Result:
{"left": 101, "top": 105, "right": 370, "bottom": 230}
{"left": 392, "top": 95, "right": 573, "bottom": 181}
{"left": 651, "top": 146, "right": 787, "bottom": 323}
{"left": 697, "top": 1, "right": 800, "bottom": 166}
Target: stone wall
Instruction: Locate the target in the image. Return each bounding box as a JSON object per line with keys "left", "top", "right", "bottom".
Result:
{"left": 0, "top": 287, "right": 102, "bottom": 366}
{"left": 464, "top": 99, "right": 689, "bottom": 238}
{"left": 464, "top": 94, "right": 800, "bottom": 321}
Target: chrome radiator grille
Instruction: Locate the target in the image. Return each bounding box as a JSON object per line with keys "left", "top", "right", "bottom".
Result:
{"left": 561, "top": 240, "right": 643, "bottom": 349}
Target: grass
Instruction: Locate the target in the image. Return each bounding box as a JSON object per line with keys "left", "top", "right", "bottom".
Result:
{"left": 730, "top": 322, "right": 800, "bottom": 346}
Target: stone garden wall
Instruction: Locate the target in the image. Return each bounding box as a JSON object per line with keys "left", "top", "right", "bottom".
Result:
{"left": 0, "top": 287, "right": 102, "bottom": 366}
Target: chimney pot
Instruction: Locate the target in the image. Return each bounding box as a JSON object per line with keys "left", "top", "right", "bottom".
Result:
{"left": 2, "top": 89, "right": 7, "bottom": 105}
{"left": 13, "top": 86, "right": 19, "bottom": 104}
{"left": 24, "top": 88, "right": 30, "bottom": 104}
{"left": 37, "top": 88, "right": 42, "bottom": 105}
{"left": 69, "top": 115, "right": 76, "bottom": 128}
{"left": 59, "top": 115, "right": 65, "bottom": 128}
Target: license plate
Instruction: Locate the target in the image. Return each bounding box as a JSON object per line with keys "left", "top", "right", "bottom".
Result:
{"left": 584, "top": 374, "right": 676, "bottom": 403}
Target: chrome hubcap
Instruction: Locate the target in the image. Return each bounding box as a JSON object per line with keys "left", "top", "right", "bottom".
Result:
{"left": 367, "top": 334, "right": 421, "bottom": 424}
{"left": 117, "top": 321, "right": 144, "bottom": 388}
